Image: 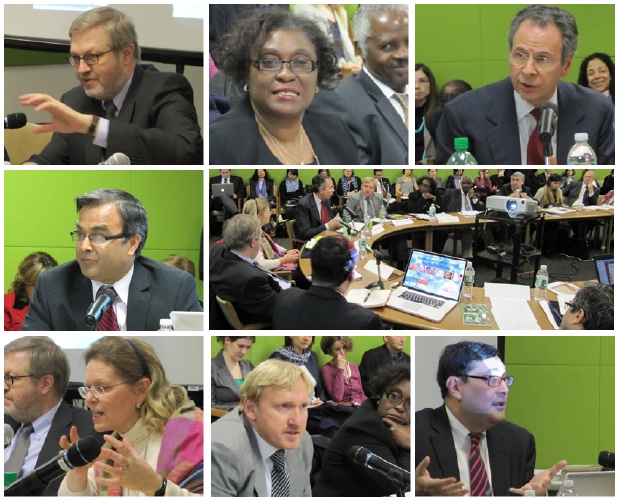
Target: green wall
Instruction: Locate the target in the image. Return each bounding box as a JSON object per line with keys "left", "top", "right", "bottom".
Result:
{"left": 4, "top": 170, "right": 204, "bottom": 301}
{"left": 505, "top": 336, "right": 614, "bottom": 469}
{"left": 416, "top": 4, "right": 615, "bottom": 89}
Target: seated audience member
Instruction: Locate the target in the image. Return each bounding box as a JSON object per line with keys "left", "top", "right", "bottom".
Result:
{"left": 209, "top": 169, "right": 246, "bottom": 220}
{"left": 4, "top": 336, "right": 104, "bottom": 495}
{"left": 499, "top": 171, "right": 534, "bottom": 199}
{"left": 435, "top": 5, "right": 614, "bottom": 165}
{"left": 600, "top": 169, "right": 614, "bottom": 195}
{"left": 5, "top": 252, "right": 58, "bottom": 331}
{"left": 313, "top": 364, "right": 410, "bottom": 497}
{"left": 415, "top": 341, "right": 566, "bottom": 496}
{"left": 534, "top": 173, "right": 564, "bottom": 254}
{"left": 319, "top": 336, "right": 367, "bottom": 405}
{"left": 347, "top": 177, "right": 384, "bottom": 220}
{"left": 269, "top": 337, "right": 326, "bottom": 403}
{"left": 536, "top": 169, "right": 553, "bottom": 187}
{"left": 445, "top": 169, "right": 463, "bottom": 190}
{"left": 374, "top": 169, "right": 392, "bottom": 200}
{"left": 295, "top": 174, "right": 342, "bottom": 240}
{"left": 395, "top": 168, "right": 417, "bottom": 198}
{"left": 577, "top": 52, "right": 615, "bottom": 105}
{"left": 564, "top": 169, "right": 600, "bottom": 206}
{"left": 209, "top": 214, "right": 282, "bottom": 329}
{"left": 209, "top": 9, "right": 359, "bottom": 165}
{"left": 58, "top": 336, "right": 203, "bottom": 496}
{"left": 359, "top": 337, "right": 410, "bottom": 398}
{"left": 317, "top": 168, "right": 340, "bottom": 206}
{"left": 474, "top": 169, "right": 498, "bottom": 199}
{"left": 162, "top": 254, "right": 195, "bottom": 276}
{"left": 415, "top": 63, "right": 437, "bottom": 164}
{"left": 211, "top": 336, "right": 255, "bottom": 411}
{"left": 561, "top": 168, "right": 577, "bottom": 191}
{"left": 561, "top": 283, "right": 614, "bottom": 330}
{"left": 490, "top": 169, "right": 509, "bottom": 190}
{"left": 428, "top": 169, "right": 444, "bottom": 189}
{"left": 273, "top": 237, "right": 382, "bottom": 331}
{"left": 22, "top": 189, "right": 201, "bottom": 331}
{"left": 279, "top": 169, "right": 305, "bottom": 203}
{"left": 336, "top": 169, "right": 362, "bottom": 202}
{"left": 211, "top": 360, "right": 314, "bottom": 496}
{"left": 21, "top": 7, "right": 202, "bottom": 165}
{"left": 249, "top": 169, "right": 275, "bottom": 207}
{"left": 312, "top": 5, "right": 409, "bottom": 165}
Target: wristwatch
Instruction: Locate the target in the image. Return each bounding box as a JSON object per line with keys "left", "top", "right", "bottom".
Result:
{"left": 87, "top": 115, "right": 99, "bottom": 136}
{"left": 154, "top": 478, "right": 167, "bottom": 496}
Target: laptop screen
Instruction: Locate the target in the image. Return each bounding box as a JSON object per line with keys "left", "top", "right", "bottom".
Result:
{"left": 402, "top": 250, "right": 468, "bottom": 301}
{"left": 594, "top": 255, "right": 614, "bottom": 285}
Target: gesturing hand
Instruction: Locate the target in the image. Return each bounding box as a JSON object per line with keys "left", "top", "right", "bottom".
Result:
{"left": 59, "top": 426, "right": 101, "bottom": 478}
{"left": 19, "top": 94, "right": 91, "bottom": 135}
{"left": 415, "top": 456, "right": 468, "bottom": 496}
{"left": 508, "top": 459, "right": 567, "bottom": 496}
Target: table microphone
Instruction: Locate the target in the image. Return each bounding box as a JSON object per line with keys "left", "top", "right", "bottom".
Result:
{"left": 539, "top": 102, "right": 558, "bottom": 143}
{"left": 348, "top": 445, "right": 410, "bottom": 489}
{"left": 598, "top": 451, "right": 614, "bottom": 469}
{"left": 99, "top": 152, "right": 130, "bottom": 165}
{"left": 4, "top": 113, "right": 27, "bottom": 130}
{"left": 85, "top": 287, "right": 115, "bottom": 329}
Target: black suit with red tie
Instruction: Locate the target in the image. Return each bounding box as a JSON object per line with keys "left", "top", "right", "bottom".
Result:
{"left": 295, "top": 193, "right": 335, "bottom": 241}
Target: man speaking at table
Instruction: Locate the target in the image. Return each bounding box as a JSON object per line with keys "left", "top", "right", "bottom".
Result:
{"left": 435, "top": 5, "right": 614, "bottom": 165}
{"left": 19, "top": 7, "right": 203, "bottom": 165}
{"left": 21, "top": 188, "right": 202, "bottom": 331}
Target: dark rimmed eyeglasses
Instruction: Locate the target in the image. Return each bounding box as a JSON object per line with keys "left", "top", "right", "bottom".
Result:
{"left": 251, "top": 58, "right": 317, "bottom": 73}
{"left": 67, "top": 48, "right": 116, "bottom": 67}
{"left": 461, "top": 375, "right": 514, "bottom": 387}
{"left": 4, "top": 374, "right": 36, "bottom": 386}
{"left": 385, "top": 390, "right": 411, "bottom": 410}
{"left": 70, "top": 231, "right": 126, "bottom": 246}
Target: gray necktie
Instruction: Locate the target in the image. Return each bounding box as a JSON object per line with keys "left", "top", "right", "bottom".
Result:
{"left": 5, "top": 423, "right": 33, "bottom": 477}
{"left": 271, "top": 449, "right": 290, "bottom": 497}
{"left": 104, "top": 100, "right": 116, "bottom": 120}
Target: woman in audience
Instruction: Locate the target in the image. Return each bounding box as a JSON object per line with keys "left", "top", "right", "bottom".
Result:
{"left": 210, "top": 9, "right": 359, "bottom": 164}
{"left": 415, "top": 63, "right": 438, "bottom": 164}
{"left": 490, "top": 168, "right": 509, "bottom": 190}
{"left": 313, "top": 364, "right": 410, "bottom": 497}
{"left": 161, "top": 254, "right": 195, "bottom": 276}
{"left": 211, "top": 336, "right": 255, "bottom": 411}
{"left": 59, "top": 337, "right": 203, "bottom": 496}
{"left": 336, "top": 169, "right": 362, "bottom": 201}
{"left": 249, "top": 169, "right": 275, "bottom": 206}
{"left": 269, "top": 337, "right": 325, "bottom": 403}
{"left": 445, "top": 168, "right": 463, "bottom": 189}
{"left": 5, "top": 251, "right": 57, "bottom": 331}
{"left": 319, "top": 336, "right": 366, "bottom": 405}
{"left": 474, "top": 168, "right": 498, "bottom": 199}
{"left": 428, "top": 168, "right": 444, "bottom": 189}
{"left": 278, "top": 168, "right": 305, "bottom": 203}
{"left": 395, "top": 168, "right": 417, "bottom": 198}
{"left": 601, "top": 169, "right": 614, "bottom": 195}
{"left": 561, "top": 168, "right": 577, "bottom": 192}
{"left": 577, "top": 53, "right": 614, "bottom": 104}
{"left": 534, "top": 173, "right": 564, "bottom": 255}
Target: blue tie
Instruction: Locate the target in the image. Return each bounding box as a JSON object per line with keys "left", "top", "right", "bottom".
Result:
{"left": 469, "top": 432, "right": 491, "bottom": 496}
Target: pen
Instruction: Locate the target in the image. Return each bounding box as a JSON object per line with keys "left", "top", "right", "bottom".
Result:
{"left": 363, "top": 291, "right": 371, "bottom": 303}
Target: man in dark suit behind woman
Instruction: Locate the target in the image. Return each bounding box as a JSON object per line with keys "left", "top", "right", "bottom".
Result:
{"left": 295, "top": 175, "right": 342, "bottom": 241}
{"left": 359, "top": 337, "right": 410, "bottom": 398}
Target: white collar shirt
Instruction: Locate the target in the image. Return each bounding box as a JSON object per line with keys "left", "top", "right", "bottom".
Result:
{"left": 514, "top": 87, "right": 558, "bottom": 165}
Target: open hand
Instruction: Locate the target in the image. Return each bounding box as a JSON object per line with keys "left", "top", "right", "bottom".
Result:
{"left": 415, "top": 456, "right": 468, "bottom": 496}
{"left": 19, "top": 94, "right": 91, "bottom": 134}
{"left": 508, "top": 459, "right": 567, "bottom": 496}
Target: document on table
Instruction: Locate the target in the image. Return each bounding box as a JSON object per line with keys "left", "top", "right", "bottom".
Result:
{"left": 490, "top": 298, "right": 541, "bottom": 330}
{"left": 436, "top": 213, "right": 460, "bottom": 223}
{"left": 364, "top": 260, "right": 398, "bottom": 280}
{"left": 391, "top": 218, "right": 414, "bottom": 227}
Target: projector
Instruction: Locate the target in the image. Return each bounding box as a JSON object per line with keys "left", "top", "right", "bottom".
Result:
{"left": 486, "top": 195, "right": 538, "bottom": 216}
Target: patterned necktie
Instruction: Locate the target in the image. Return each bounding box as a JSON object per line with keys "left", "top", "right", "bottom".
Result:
{"left": 582, "top": 186, "right": 589, "bottom": 205}
{"left": 5, "top": 423, "right": 33, "bottom": 477}
{"left": 527, "top": 108, "right": 544, "bottom": 165}
{"left": 469, "top": 432, "right": 491, "bottom": 496}
{"left": 104, "top": 100, "right": 116, "bottom": 120}
{"left": 395, "top": 93, "right": 409, "bottom": 127}
{"left": 97, "top": 286, "right": 119, "bottom": 331}
{"left": 271, "top": 449, "right": 290, "bottom": 497}
{"left": 320, "top": 201, "right": 330, "bottom": 225}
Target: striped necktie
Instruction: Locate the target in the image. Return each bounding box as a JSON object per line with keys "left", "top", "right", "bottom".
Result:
{"left": 97, "top": 286, "right": 120, "bottom": 331}
{"left": 5, "top": 423, "right": 33, "bottom": 477}
{"left": 469, "top": 432, "right": 491, "bottom": 496}
{"left": 395, "top": 93, "right": 409, "bottom": 127}
{"left": 270, "top": 449, "right": 290, "bottom": 496}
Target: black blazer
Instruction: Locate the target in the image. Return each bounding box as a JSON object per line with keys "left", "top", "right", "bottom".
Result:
{"left": 564, "top": 181, "right": 600, "bottom": 206}
{"left": 5, "top": 401, "right": 105, "bottom": 495}
{"left": 388, "top": 190, "right": 445, "bottom": 215}
{"left": 209, "top": 175, "right": 246, "bottom": 200}
{"left": 211, "top": 349, "right": 255, "bottom": 411}
{"left": 294, "top": 193, "right": 335, "bottom": 240}
{"left": 272, "top": 285, "right": 382, "bottom": 331}
{"left": 359, "top": 344, "right": 411, "bottom": 398}
{"left": 499, "top": 183, "right": 533, "bottom": 198}
{"left": 209, "top": 96, "right": 360, "bottom": 165}
{"left": 21, "top": 256, "right": 202, "bottom": 331}
{"left": 442, "top": 188, "right": 485, "bottom": 212}
{"left": 436, "top": 78, "right": 615, "bottom": 165}
{"left": 28, "top": 64, "right": 202, "bottom": 165}
{"left": 415, "top": 405, "right": 535, "bottom": 497}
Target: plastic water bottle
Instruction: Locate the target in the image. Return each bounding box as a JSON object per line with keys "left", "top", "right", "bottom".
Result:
{"left": 557, "top": 479, "right": 578, "bottom": 496}
{"left": 379, "top": 205, "right": 386, "bottom": 224}
{"left": 567, "top": 133, "right": 597, "bottom": 165}
{"left": 428, "top": 204, "right": 437, "bottom": 223}
{"left": 534, "top": 265, "right": 548, "bottom": 302}
{"left": 462, "top": 261, "right": 475, "bottom": 299}
{"left": 446, "top": 137, "right": 478, "bottom": 165}
{"left": 359, "top": 232, "right": 367, "bottom": 259}
{"left": 158, "top": 319, "right": 174, "bottom": 331}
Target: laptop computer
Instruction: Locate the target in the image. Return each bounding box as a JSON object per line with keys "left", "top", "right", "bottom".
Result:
{"left": 563, "top": 471, "right": 614, "bottom": 496}
{"left": 169, "top": 311, "right": 204, "bottom": 331}
{"left": 386, "top": 249, "right": 468, "bottom": 322}
{"left": 212, "top": 183, "right": 234, "bottom": 197}
{"left": 594, "top": 254, "right": 614, "bottom": 286}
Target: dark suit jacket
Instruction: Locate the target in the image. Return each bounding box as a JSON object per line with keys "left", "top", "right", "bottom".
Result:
{"left": 209, "top": 96, "right": 359, "bottom": 165}
{"left": 564, "top": 181, "right": 600, "bottom": 206}
{"left": 21, "top": 256, "right": 202, "bottom": 331}
{"left": 436, "top": 78, "right": 615, "bottom": 165}
{"left": 272, "top": 285, "right": 382, "bottom": 331}
{"left": 359, "top": 344, "right": 411, "bottom": 398}
{"left": 499, "top": 183, "right": 534, "bottom": 198}
{"left": 442, "top": 188, "right": 485, "bottom": 212}
{"left": 376, "top": 177, "right": 392, "bottom": 197}
{"left": 5, "top": 401, "right": 105, "bottom": 495}
{"left": 209, "top": 174, "right": 246, "bottom": 200}
{"left": 311, "top": 70, "right": 408, "bottom": 165}
{"left": 295, "top": 193, "right": 335, "bottom": 240}
{"left": 28, "top": 64, "right": 202, "bottom": 165}
{"left": 313, "top": 399, "right": 409, "bottom": 497}
{"left": 208, "top": 244, "right": 281, "bottom": 327}
{"left": 415, "top": 405, "right": 535, "bottom": 497}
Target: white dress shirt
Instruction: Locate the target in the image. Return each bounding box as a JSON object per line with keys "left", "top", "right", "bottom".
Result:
{"left": 514, "top": 88, "right": 558, "bottom": 165}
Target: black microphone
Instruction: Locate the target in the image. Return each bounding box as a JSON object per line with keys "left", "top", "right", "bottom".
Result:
{"left": 4, "top": 113, "right": 27, "bottom": 130}
{"left": 538, "top": 102, "right": 558, "bottom": 143}
{"left": 342, "top": 205, "right": 358, "bottom": 219}
{"left": 598, "top": 451, "right": 615, "bottom": 469}
{"left": 348, "top": 446, "right": 410, "bottom": 489}
{"left": 98, "top": 152, "right": 130, "bottom": 165}
{"left": 85, "top": 287, "right": 115, "bottom": 328}
{"left": 372, "top": 249, "right": 384, "bottom": 262}
{"left": 5, "top": 436, "right": 101, "bottom": 496}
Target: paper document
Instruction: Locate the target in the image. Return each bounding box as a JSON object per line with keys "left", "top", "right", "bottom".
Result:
{"left": 459, "top": 211, "right": 482, "bottom": 217}
{"left": 484, "top": 283, "right": 531, "bottom": 301}
{"left": 490, "top": 298, "right": 541, "bottom": 330}
{"left": 391, "top": 218, "right": 414, "bottom": 227}
{"left": 363, "top": 260, "right": 397, "bottom": 280}
{"left": 436, "top": 213, "right": 460, "bottom": 223}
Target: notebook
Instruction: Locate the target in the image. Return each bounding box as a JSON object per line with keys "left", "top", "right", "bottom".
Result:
{"left": 386, "top": 250, "right": 468, "bottom": 322}
{"left": 594, "top": 254, "right": 614, "bottom": 286}
{"left": 212, "top": 183, "right": 234, "bottom": 197}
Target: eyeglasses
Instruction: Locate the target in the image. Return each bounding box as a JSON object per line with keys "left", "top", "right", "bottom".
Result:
{"left": 252, "top": 58, "right": 317, "bottom": 73}
{"left": 70, "top": 231, "right": 126, "bottom": 246}
{"left": 419, "top": 183, "right": 432, "bottom": 189}
{"left": 67, "top": 48, "right": 115, "bottom": 67}
{"left": 462, "top": 375, "right": 514, "bottom": 387}
{"left": 509, "top": 51, "right": 555, "bottom": 70}
{"left": 78, "top": 381, "right": 128, "bottom": 399}
{"left": 565, "top": 301, "right": 577, "bottom": 311}
{"left": 4, "top": 374, "right": 36, "bottom": 386}
{"left": 385, "top": 391, "right": 411, "bottom": 410}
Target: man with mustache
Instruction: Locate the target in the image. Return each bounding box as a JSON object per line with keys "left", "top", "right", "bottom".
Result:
{"left": 19, "top": 6, "right": 202, "bottom": 165}
{"left": 435, "top": 5, "right": 614, "bottom": 165}
{"left": 211, "top": 360, "right": 314, "bottom": 497}
{"left": 311, "top": 4, "right": 408, "bottom": 164}
{"left": 415, "top": 341, "right": 566, "bottom": 496}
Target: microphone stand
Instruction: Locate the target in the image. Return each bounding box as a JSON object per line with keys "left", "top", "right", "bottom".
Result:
{"left": 542, "top": 139, "right": 553, "bottom": 165}
{"left": 366, "top": 252, "right": 385, "bottom": 290}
